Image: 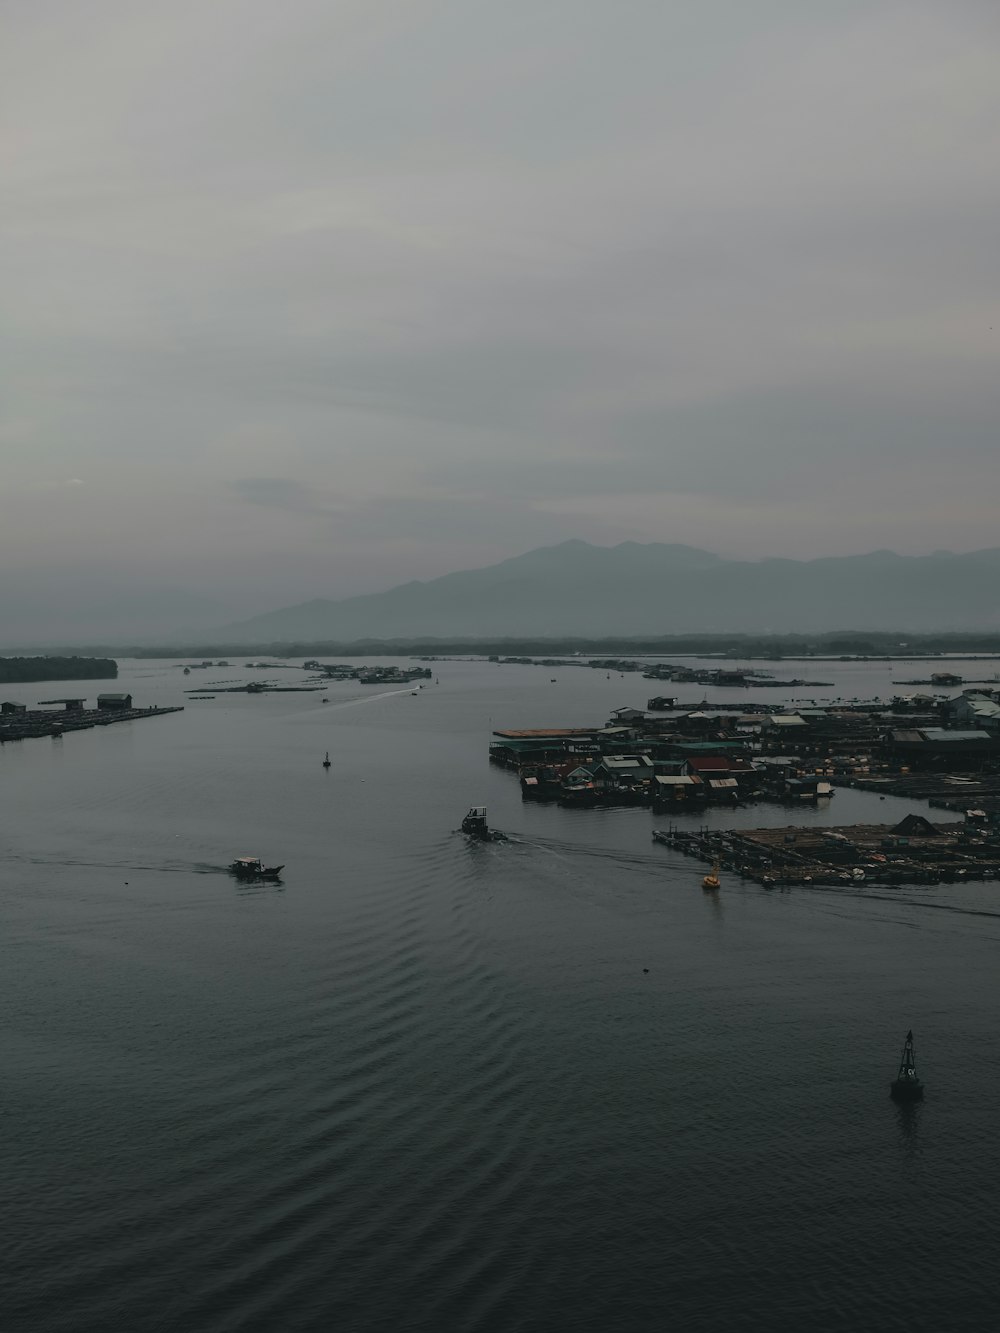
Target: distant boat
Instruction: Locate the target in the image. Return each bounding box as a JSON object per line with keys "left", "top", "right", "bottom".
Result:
{"left": 322, "top": 752, "right": 331, "bottom": 768}
{"left": 461, "top": 806, "right": 506, "bottom": 842}
{"left": 702, "top": 860, "right": 721, "bottom": 891}
{"left": 229, "top": 856, "right": 284, "bottom": 881}
{"left": 890, "top": 1029, "right": 924, "bottom": 1101}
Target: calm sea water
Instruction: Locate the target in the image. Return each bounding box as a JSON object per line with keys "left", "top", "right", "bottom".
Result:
{"left": 3, "top": 656, "right": 1000, "bottom": 1332}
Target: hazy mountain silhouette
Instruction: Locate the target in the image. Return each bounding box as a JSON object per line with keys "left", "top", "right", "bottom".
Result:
{"left": 218, "top": 540, "right": 1000, "bottom": 640}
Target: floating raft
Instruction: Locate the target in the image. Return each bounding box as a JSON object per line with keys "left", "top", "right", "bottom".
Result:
{"left": 0, "top": 705, "right": 183, "bottom": 743}
{"left": 653, "top": 817, "right": 1000, "bottom": 887}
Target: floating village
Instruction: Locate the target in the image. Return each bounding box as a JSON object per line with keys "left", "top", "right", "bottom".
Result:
{"left": 490, "top": 664, "right": 1000, "bottom": 887}
{"left": 182, "top": 661, "right": 433, "bottom": 698}
{"left": 0, "top": 692, "right": 182, "bottom": 741}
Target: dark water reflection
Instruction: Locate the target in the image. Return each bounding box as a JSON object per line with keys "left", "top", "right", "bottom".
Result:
{"left": 2, "top": 656, "right": 999, "bottom": 1332}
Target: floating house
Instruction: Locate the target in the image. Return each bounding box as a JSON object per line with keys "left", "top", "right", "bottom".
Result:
{"left": 944, "top": 694, "right": 1000, "bottom": 733}
{"left": 653, "top": 774, "right": 703, "bottom": 804}
{"left": 97, "top": 693, "right": 133, "bottom": 711}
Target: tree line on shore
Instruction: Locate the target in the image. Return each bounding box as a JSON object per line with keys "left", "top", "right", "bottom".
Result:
{"left": 0, "top": 657, "right": 118, "bottom": 684}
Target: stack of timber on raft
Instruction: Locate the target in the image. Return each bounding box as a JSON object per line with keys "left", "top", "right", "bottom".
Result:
{"left": 652, "top": 813, "right": 1000, "bottom": 887}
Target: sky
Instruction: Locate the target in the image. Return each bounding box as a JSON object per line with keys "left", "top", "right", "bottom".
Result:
{"left": 3, "top": 0, "right": 1000, "bottom": 639}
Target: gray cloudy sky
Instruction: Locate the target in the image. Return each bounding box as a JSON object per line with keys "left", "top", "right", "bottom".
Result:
{"left": 4, "top": 0, "right": 1000, "bottom": 638}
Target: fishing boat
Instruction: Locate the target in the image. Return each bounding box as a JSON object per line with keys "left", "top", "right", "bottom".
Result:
{"left": 229, "top": 856, "right": 284, "bottom": 881}
{"left": 460, "top": 807, "right": 506, "bottom": 842}
{"left": 702, "top": 860, "right": 721, "bottom": 891}
{"left": 322, "top": 751, "right": 331, "bottom": 768}
{"left": 889, "top": 1029, "right": 924, "bottom": 1101}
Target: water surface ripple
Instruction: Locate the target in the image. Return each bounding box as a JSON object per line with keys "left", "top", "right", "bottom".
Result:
{"left": 3, "top": 656, "right": 1000, "bottom": 1331}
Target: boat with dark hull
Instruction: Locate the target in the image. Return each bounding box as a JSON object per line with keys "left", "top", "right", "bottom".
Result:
{"left": 890, "top": 1029, "right": 924, "bottom": 1101}
{"left": 229, "top": 856, "right": 285, "bottom": 881}
{"left": 460, "top": 807, "right": 506, "bottom": 842}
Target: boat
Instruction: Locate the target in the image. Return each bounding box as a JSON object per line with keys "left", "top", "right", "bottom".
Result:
{"left": 889, "top": 1029, "right": 924, "bottom": 1101}
{"left": 460, "top": 806, "right": 506, "bottom": 842}
{"left": 702, "top": 860, "right": 721, "bottom": 891}
{"left": 322, "top": 751, "right": 331, "bottom": 768}
{"left": 229, "top": 856, "right": 284, "bottom": 881}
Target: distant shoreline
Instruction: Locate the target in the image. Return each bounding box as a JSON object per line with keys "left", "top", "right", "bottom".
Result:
{"left": 5, "top": 635, "right": 1000, "bottom": 662}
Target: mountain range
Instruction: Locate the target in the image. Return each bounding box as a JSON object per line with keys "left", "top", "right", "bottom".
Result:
{"left": 215, "top": 541, "right": 1000, "bottom": 641}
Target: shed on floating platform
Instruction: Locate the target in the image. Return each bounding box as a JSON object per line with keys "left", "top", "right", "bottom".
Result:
{"left": 37, "top": 698, "right": 86, "bottom": 712}
{"left": 97, "top": 692, "right": 133, "bottom": 711}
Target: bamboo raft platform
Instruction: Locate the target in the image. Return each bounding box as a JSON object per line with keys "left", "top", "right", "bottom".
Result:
{"left": 652, "top": 819, "right": 1000, "bottom": 887}
{"left": 0, "top": 706, "right": 184, "bottom": 743}
{"left": 838, "top": 773, "right": 1000, "bottom": 802}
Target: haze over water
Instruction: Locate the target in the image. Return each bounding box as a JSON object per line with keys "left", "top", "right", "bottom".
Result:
{"left": 3, "top": 657, "right": 1000, "bottom": 1331}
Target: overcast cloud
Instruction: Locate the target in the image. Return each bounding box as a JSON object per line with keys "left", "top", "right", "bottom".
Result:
{"left": 3, "top": 0, "right": 999, "bottom": 638}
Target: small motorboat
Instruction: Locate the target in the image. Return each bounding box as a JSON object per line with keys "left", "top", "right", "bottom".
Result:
{"left": 889, "top": 1029, "right": 924, "bottom": 1102}
{"left": 702, "top": 860, "right": 721, "bottom": 891}
{"left": 322, "top": 751, "right": 331, "bottom": 768}
{"left": 229, "top": 856, "right": 284, "bottom": 881}
{"left": 460, "top": 807, "right": 506, "bottom": 842}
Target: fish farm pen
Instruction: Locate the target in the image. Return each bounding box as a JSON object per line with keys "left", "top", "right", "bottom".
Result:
{"left": 653, "top": 814, "right": 1000, "bottom": 887}
{"left": 840, "top": 771, "right": 1000, "bottom": 814}
{"left": 0, "top": 704, "right": 183, "bottom": 743}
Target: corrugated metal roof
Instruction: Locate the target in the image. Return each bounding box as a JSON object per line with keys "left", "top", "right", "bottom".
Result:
{"left": 655, "top": 775, "right": 696, "bottom": 786}
{"left": 919, "top": 728, "right": 992, "bottom": 742}
{"left": 490, "top": 738, "right": 568, "bottom": 752}
{"left": 671, "top": 741, "right": 742, "bottom": 752}
{"left": 493, "top": 728, "right": 599, "bottom": 738}
{"left": 708, "top": 778, "right": 739, "bottom": 789}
